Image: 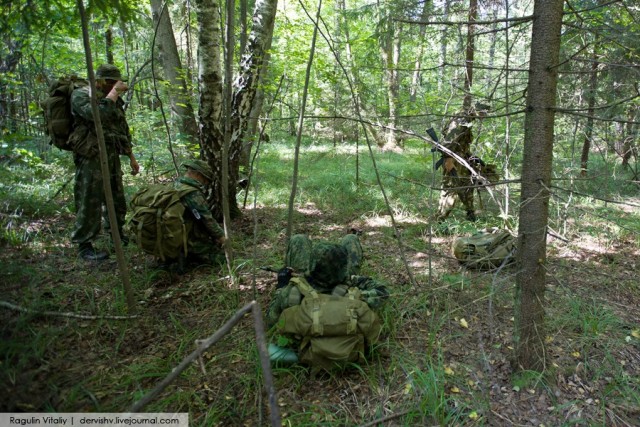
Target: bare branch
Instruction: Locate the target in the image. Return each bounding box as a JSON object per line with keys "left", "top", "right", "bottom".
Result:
{"left": 0, "top": 300, "right": 138, "bottom": 320}
{"left": 130, "top": 302, "right": 256, "bottom": 413}
{"left": 395, "top": 15, "right": 534, "bottom": 27}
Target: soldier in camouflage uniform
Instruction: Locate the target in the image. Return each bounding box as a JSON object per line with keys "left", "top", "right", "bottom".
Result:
{"left": 436, "top": 104, "right": 489, "bottom": 222}
{"left": 173, "top": 160, "right": 226, "bottom": 266}
{"left": 266, "top": 233, "right": 389, "bottom": 327}
{"left": 70, "top": 64, "right": 139, "bottom": 260}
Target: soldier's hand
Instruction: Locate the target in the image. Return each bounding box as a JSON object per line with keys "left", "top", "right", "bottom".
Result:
{"left": 130, "top": 158, "right": 140, "bottom": 175}
{"left": 114, "top": 81, "right": 129, "bottom": 94}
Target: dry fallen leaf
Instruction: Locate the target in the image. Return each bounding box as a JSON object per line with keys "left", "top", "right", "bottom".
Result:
{"left": 572, "top": 351, "right": 581, "bottom": 358}
{"left": 631, "top": 329, "right": 640, "bottom": 339}
{"left": 450, "top": 386, "right": 460, "bottom": 393}
{"left": 468, "top": 411, "right": 479, "bottom": 420}
{"left": 444, "top": 366, "right": 455, "bottom": 376}
{"left": 459, "top": 318, "right": 469, "bottom": 329}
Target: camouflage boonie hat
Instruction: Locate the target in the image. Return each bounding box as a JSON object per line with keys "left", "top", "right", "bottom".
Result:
{"left": 183, "top": 159, "right": 214, "bottom": 182}
{"left": 96, "top": 64, "right": 127, "bottom": 81}
{"left": 309, "top": 242, "right": 348, "bottom": 287}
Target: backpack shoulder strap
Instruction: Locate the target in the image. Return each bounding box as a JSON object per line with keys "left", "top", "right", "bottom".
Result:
{"left": 289, "top": 277, "right": 323, "bottom": 335}
{"left": 289, "top": 276, "right": 317, "bottom": 299}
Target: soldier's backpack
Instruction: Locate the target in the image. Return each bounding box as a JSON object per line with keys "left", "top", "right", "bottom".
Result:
{"left": 452, "top": 229, "right": 516, "bottom": 269}
{"left": 127, "top": 184, "right": 199, "bottom": 261}
{"left": 42, "top": 76, "right": 88, "bottom": 151}
{"left": 276, "top": 277, "right": 382, "bottom": 372}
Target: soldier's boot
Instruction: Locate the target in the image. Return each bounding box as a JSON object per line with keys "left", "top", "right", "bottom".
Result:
{"left": 78, "top": 242, "right": 109, "bottom": 261}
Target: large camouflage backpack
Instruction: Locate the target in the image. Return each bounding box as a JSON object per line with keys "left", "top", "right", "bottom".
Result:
{"left": 276, "top": 277, "right": 382, "bottom": 372}
{"left": 127, "top": 183, "right": 198, "bottom": 261}
{"left": 42, "top": 76, "right": 88, "bottom": 151}
{"left": 452, "top": 229, "right": 516, "bottom": 269}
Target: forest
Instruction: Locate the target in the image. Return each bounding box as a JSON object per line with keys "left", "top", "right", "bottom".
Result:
{"left": 1, "top": 0, "right": 639, "bottom": 425}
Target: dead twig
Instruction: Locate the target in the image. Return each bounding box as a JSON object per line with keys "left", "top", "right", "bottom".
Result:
{"left": 129, "top": 301, "right": 281, "bottom": 427}
{"left": 0, "top": 300, "right": 138, "bottom": 320}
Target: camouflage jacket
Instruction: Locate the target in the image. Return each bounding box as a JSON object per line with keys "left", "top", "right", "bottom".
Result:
{"left": 174, "top": 177, "right": 224, "bottom": 240}
{"left": 442, "top": 116, "right": 474, "bottom": 158}
{"left": 266, "top": 234, "right": 389, "bottom": 327}
{"left": 69, "top": 86, "right": 132, "bottom": 158}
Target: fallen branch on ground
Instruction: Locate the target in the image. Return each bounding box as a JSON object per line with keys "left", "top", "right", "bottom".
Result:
{"left": 0, "top": 300, "right": 138, "bottom": 320}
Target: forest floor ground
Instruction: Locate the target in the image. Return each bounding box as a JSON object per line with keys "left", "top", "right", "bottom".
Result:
{"left": 1, "top": 202, "right": 639, "bottom": 426}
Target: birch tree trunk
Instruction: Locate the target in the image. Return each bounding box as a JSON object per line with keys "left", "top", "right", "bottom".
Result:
{"left": 226, "top": 0, "right": 278, "bottom": 217}
{"left": 240, "top": 37, "right": 274, "bottom": 171}
{"left": 195, "top": 0, "right": 277, "bottom": 219}
{"left": 194, "top": 0, "right": 225, "bottom": 212}
{"left": 514, "top": 0, "right": 564, "bottom": 372}
{"left": 151, "top": 0, "right": 199, "bottom": 144}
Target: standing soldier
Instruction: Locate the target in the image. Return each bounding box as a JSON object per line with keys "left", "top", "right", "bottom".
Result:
{"left": 436, "top": 104, "right": 489, "bottom": 222}
{"left": 69, "top": 64, "right": 140, "bottom": 261}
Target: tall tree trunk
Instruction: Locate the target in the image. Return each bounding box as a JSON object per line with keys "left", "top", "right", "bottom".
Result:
{"left": 438, "top": 0, "right": 450, "bottom": 92}
{"left": 194, "top": 0, "right": 225, "bottom": 211}
{"left": 502, "top": 0, "right": 512, "bottom": 218}
{"left": 622, "top": 105, "right": 637, "bottom": 169}
{"left": 336, "top": 0, "right": 381, "bottom": 145}
{"left": 240, "top": 31, "right": 274, "bottom": 171}
{"left": 0, "top": 0, "right": 26, "bottom": 133}
{"left": 514, "top": 0, "right": 564, "bottom": 372}
{"left": 378, "top": 12, "right": 401, "bottom": 148}
{"left": 105, "top": 27, "right": 114, "bottom": 64}
{"left": 151, "top": 0, "right": 199, "bottom": 145}
{"left": 217, "top": 0, "right": 277, "bottom": 218}
{"left": 580, "top": 44, "right": 598, "bottom": 177}
{"left": 463, "top": 0, "right": 477, "bottom": 111}
{"left": 409, "top": 0, "right": 431, "bottom": 103}
{"left": 240, "top": 0, "right": 248, "bottom": 58}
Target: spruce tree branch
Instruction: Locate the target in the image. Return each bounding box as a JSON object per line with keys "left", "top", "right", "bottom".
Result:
{"left": 549, "top": 184, "right": 640, "bottom": 208}
{"left": 555, "top": 110, "right": 640, "bottom": 125}
{"left": 553, "top": 88, "right": 640, "bottom": 113}
{"left": 563, "top": 0, "right": 623, "bottom": 15}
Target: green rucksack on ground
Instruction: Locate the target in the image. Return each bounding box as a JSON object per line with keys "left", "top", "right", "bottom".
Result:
{"left": 452, "top": 229, "right": 516, "bottom": 269}
{"left": 127, "top": 184, "right": 198, "bottom": 261}
{"left": 276, "top": 277, "right": 382, "bottom": 371}
{"left": 42, "top": 76, "right": 88, "bottom": 151}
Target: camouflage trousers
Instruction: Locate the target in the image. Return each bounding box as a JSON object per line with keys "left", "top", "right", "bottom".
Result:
{"left": 436, "top": 172, "right": 475, "bottom": 221}
{"left": 186, "top": 224, "right": 225, "bottom": 264}
{"left": 71, "top": 151, "right": 126, "bottom": 245}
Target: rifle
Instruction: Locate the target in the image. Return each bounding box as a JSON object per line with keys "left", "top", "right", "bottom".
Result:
{"left": 426, "top": 127, "right": 445, "bottom": 171}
